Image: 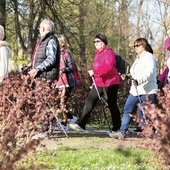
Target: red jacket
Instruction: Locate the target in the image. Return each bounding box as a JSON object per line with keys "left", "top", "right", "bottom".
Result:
{"left": 92, "top": 46, "right": 119, "bottom": 87}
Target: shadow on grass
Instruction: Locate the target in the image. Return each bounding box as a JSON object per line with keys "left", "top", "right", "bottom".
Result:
{"left": 50, "top": 128, "right": 143, "bottom": 140}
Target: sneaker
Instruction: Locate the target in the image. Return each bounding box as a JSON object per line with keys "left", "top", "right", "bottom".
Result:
{"left": 106, "top": 131, "right": 117, "bottom": 136}
{"left": 68, "top": 116, "right": 78, "bottom": 124}
{"left": 31, "top": 133, "right": 48, "bottom": 140}
{"left": 69, "top": 123, "right": 85, "bottom": 132}
{"left": 108, "top": 131, "right": 125, "bottom": 140}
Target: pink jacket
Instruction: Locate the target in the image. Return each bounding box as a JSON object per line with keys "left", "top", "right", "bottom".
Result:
{"left": 92, "top": 46, "right": 119, "bottom": 87}
{"left": 157, "top": 66, "right": 169, "bottom": 84}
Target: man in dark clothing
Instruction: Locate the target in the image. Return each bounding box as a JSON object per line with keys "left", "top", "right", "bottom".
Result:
{"left": 29, "top": 19, "right": 60, "bottom": 80}
{"left": 29, "top": 19, "right": 60, "bottom": 140}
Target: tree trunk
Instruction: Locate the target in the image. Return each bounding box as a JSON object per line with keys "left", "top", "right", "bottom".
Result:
{"left": 0, "top": 0, "right": 6, "bottom": 39}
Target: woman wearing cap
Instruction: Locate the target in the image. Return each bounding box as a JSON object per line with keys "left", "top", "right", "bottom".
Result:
{"left": 157, "top": 37, "right": 170, "bottom": 87}
{"left": 69, "top": 33, "right": 121, "bottom": 132}
{"left": 108, "top": 38, "right": 158, "bottom": 139}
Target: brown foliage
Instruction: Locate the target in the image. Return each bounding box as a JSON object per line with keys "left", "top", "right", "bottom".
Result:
{"left": 138, "top": 85, "right": 170, "bottom": 165}
{"left": 1, "top": 70, "right": 169, "bottom": 168}
{"left": 0, "top": 71, "right": 60, "bottom": 169}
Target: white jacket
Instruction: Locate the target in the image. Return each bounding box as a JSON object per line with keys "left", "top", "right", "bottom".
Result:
{"left": 130, "top": 51, "right": 158, "bottom": 96}
{"left": 0, "top": 41, "right": 11, "bottom": 83}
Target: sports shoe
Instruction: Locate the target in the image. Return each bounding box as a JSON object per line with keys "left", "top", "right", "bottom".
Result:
{"left": 31, "top": 133, "right": 48, "bottom": 140}
{"left": 108, "top": 131, "right": 125, "bottom": 140}
{"left": 106, "top": 131, "right": 117, "bottom": 136}
{"left": 68, "top": 116, "right": 78, "bottom": 124}
{"left": 69, "top": 123, "right": 85, "bottom": 132}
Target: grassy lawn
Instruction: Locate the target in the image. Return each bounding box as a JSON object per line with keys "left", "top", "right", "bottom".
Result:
{"left": 16, "top": 127, "right": 169, "bottom": 170}
{"left": 37, "top": 147, "right": 161, "bottom": 170}
{"left": 19, "top": 144, "right": 165, "bottom": 170}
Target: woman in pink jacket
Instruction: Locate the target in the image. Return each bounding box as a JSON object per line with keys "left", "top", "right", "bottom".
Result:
{"left": 157, "top": 37, "right": 170, "bottom": 88}
{"left": 69, "top": 33, "right": 121, "bottom": 132}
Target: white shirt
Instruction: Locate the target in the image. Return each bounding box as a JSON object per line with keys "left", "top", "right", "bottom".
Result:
{"left": 130, "top": 51, "right": 158, "bottom": 96}
{"left": 0, "top": 41, "right": 11, "bottom": 83}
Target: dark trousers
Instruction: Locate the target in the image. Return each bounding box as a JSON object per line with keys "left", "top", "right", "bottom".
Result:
{"left": 78, "top": 84, "right": 121, "bottom": 131}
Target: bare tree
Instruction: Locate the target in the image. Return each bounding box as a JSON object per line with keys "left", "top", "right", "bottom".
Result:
{"left": 7, "top": 0, "right": 47, "bottom": 59}
{"left": 0, "top": 0, "right": 6, "bottom": 38}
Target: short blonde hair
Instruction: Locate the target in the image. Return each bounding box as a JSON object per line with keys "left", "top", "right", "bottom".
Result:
{"left": 0, "top": 25, "right": 5, "bottom": 40}
{"left": 57, "top": 35, "right": 69, "bottom": 49}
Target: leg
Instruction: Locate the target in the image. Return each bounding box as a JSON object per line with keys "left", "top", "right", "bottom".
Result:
{"left": 59, "top": 88, "right": 67, "bottom": 124}
{"left": 107, "top": 84, "right": 121, "bottom": 131}
{"left": 120, "top": 94, "right": 139, "bottom": 134}
{"left": 64, "top": 87, "right": 74, "bottom": 119}
{"left": 138, "top": 94, "right": 157, "bottom": 124}
{"left": 78, "top": 86, "right": 103, "bottom": 129}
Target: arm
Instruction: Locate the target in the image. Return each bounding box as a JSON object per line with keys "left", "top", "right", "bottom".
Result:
{"left": 29, "top": 39, "right": 58, "bottom": 78}
{"left": 133, "top": 54, "right": 156, "bottom": 85}
{"left": 36, "top": 39, "right": 57, "bottom": 71}
{"left": 0, "top": 47, "right": 9, "bottom": 82}
{"left": 157, "top": 67, "right": 168, "bottom": 82}
{"left": 60, "top": 51, "right": 74, "bottom": 73}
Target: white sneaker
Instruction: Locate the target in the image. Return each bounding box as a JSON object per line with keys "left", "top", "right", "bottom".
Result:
{"left": 68, "top": 116, "right": 78, "bottom": 124}
{"left": 69, "top": 123, "right": 85, "bottom": 132}
{"left": 108, "top": 131, "right": 125, "bottom": 140}
{"left": 31, "top": 133, "right": 48, "bottom": 140}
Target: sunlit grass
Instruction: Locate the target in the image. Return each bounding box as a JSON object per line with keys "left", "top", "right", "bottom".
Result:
{"left": 20, "top": 146, "right": 162, "bottom": 170}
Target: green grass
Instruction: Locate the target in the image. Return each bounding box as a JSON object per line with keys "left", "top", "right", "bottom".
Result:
{"left": 20, "top": 146, "right": 161, "bottom": 170}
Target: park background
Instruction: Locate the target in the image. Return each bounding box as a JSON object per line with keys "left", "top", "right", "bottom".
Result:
{"left": 0, "top": 0, "right": 170, "bottom": 169}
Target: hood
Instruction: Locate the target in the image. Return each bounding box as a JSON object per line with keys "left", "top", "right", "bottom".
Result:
{"left": 0, "top": 41, "right": 12, "bottom": 58}
{"left": 0, "top": 41, "right": 12, "bottom": 49}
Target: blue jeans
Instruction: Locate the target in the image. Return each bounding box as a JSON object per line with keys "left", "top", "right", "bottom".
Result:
{"left": 120, "top": 93, "right": 157, "bottom": 135}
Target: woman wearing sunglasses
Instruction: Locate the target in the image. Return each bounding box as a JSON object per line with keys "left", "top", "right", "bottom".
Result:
{"left": 109, "top": 38, "right": 158, "bottom": 139}
{"left": 69, "top": 33, "right": 121, "bottom": 132}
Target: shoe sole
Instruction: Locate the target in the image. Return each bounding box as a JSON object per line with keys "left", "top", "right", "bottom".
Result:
{"left": 109, "top": 134, "right": 125, "bottom": 140}
{"left": 69, "top": 124, "right": 85, "bottom": 132}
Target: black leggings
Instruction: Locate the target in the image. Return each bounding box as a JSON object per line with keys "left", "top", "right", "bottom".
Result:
{"left": 78, "top": 84, "right": 121, "bottom": 131}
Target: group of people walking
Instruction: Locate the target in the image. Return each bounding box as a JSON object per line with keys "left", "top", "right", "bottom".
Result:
{"left": 1, "top": 18, "right": 170, "bottom": 140}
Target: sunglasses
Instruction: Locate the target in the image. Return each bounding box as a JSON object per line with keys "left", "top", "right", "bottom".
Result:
{"left": 94, "top": 40, "right": 102, "bottom": 43}
{"left": 134, "top": 44, "right": 142, "bottom": 48}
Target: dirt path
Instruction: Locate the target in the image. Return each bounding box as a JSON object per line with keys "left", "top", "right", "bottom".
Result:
{"left": 39, "top": 128, "right": 143, "bottom": 150}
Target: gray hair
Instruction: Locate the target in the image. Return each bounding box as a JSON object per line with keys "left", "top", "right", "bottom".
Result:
{"left": 41, "top": 19, "right": 55, "bottom": 32}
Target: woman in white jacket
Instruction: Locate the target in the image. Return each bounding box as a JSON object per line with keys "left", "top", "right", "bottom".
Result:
{"left": 109, "top": 38, "right": 158, "bottom": 139}
{"left": 0, "top": 25, "right": 11, "bottom": 83}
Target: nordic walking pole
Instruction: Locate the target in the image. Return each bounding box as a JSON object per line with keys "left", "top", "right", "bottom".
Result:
{"left": 91, "top": 76, "right": 108, "bottom": 106}
{"left": 133, "top": 80, "right": 147, "bottom": 123}
{"left": 91, "top": 76, "right": 112, "bottom": 132}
